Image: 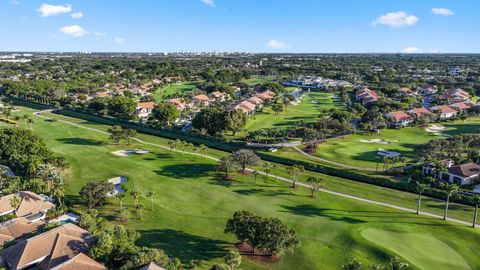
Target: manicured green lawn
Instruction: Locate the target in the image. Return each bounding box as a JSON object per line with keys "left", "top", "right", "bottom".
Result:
{"left": 153, "top": 81, "right": 201, "bottom": 101}
{"left": 4, "top": 106, "right": 480, "bottom": 270}
{"left": 236, "top": 92, "right": 343, "bottom": 137}
{"left": 305, "top": 117, "right": 480, "bottom": 168}
{"left": 243, "top": 76, "right": 275, "bottom": 86}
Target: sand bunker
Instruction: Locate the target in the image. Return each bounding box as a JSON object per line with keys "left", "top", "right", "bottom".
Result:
{"left": 359, "top": 139, "right": 397, "bottom": 144}
{"left": 425, "top": 125, "right": 451, "bottom": 137}
{"left": 377, "top": 149, "right": 401, "bottom": 157}
{"left": 107, "top": 176, "right": 128, "bottom": 196}
{"left": 112, "top": 149, "right": 150, "bottom": 157}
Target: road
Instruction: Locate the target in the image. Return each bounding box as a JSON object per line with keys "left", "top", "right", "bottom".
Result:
{"left": 33, "top": 109, "right": 477, "bottom": 228}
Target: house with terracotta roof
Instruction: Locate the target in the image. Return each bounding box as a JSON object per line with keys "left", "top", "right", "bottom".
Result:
{"left": 442, "top": 88, "right": 470, "bottom": 103}
{"left": 355, "top": 88, "right": 381, "bottom": 105}
{"left": 407, "top": 107, "right": 433, "bottom": 119}
{"left": 192, "top": 95, "right": 211, "bottom": 107}
{"left": 168, "top": 98, "right": 187, "bottom": 111}
{"left": 449, "top": 101, "right": 471, "bottom": 112}
{"left": 255, "top": 91, "right": 276, "bottom": 101}
{"left": 438, "top": 163, "right": 480, "bottom": 186}
{"left": 418, "top": 85, "right": 438, "bottom": 95}
{"left": 0, "top": 223, "right": 104, "bottom": 270}
{"left": 209, "top": 91, "right": 227, "bottom": 102}
{"left": 247, "top": 96, "right": 264, "bottom": 109}
{"left": 430, "top": 105, "right": 457, "bottom": 119}
{"left": 385, "top": 111, "right": 413, "bottom": 128}
{"left": 136, "top": 102, "right": 156, "bottom": 119}
{"left": 0, "top": 191, "right": 55, "bottom": 218}
{"left": 234, "top": 101, "right": 256, "bottom": 116}
{"left": 399, "top": 87, "right": 412, "bottom": 96}
{"left": 0, "top": 218, "right": 45, "bottom": 245}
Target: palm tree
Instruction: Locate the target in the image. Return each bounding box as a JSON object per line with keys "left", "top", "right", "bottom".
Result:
{"left": 146, "top": 191, "right": 156, "bottom": 210}
{"left": 472, "top": 195, "right": 480, "bottom": 228}
{"left": 10, "top": 195, "right": 21, "bottom": 211}
{"left": 199, "top": 144, "right": 208, "bottom": 157}
{"left": 168, "top": 140, "right": 177, "bottom": 156}
{"left": 286, "top": 164, "right": 304, "bottom": 188}
{"left": 253, "top": 170, "right": 260, "bottom": 184}
{"left": 130, "top": 189, "right": 142, "bottom": 207}
{"left": 50, "top": 179, "right": 65, "bottom": 206}
{"left": 37, "top": 163, "right": 59, "bottom": 191}
{"left": 271, "top": 163, "right": 279, "bottom": 179}
{"left": 306, "top": 177, "right": 326, "bottom": 198}
{"left": 27, "top": 118, "right": 34, "bottom": 130}
{"left": 443, "top": 184, "right": 459, "bottom": 220}
{"left": 262, "top": 163, "right": 272, "bottom": 180}
{"left": 415, "top": 183, "right": 428, "bottom": 214}
{"left": 116, "top": 208, "right": 130, "bottom": 223}
{"left": 116, "top": 193, "right": 126, "bottom": 209}
{"left": 22, "top": 114, "right": 29, "bottom": 126}
{"left": 135, "top": 204, "right": 145, "bottom": 220}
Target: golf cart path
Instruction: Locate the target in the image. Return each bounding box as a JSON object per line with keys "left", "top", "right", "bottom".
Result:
{"left": 291, "top": 146, "right": 378, "bottom": 171}
{"left": 33, "top": 110, "right": 475, "bottom": 228}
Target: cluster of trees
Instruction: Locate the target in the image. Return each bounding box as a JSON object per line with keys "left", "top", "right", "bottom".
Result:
{"left": 415, "top": 134, "right": 480, "bottom": 163}
{"left": 108, "top": 125, "right": 138, "bottom": 145}
{"left": 342, "top": 257, "right": 410, "bottom": 270}
{"left": 224, "top": 210, "right": 300, "bottom": 257}
{"left": 245, "top": 128, "right": 289, "bottom": 144}
{"left": 78, "top": 210, "right": 190, "bottom": 270}
{"left": 0, "top": 128, "right": 68, "bottom": 208}
{"left": 192, "top": 106, "right": 247, "bottom": 136}
{"left": 209, "top": 251, "right": 242, "bottom": 270}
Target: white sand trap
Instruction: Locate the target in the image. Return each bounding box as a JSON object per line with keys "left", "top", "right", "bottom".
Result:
{"left": 377, "top": 148, "right": 401, "bottom": 157}
{"left": 425, "top": 125, "right": 447, "bottom": 133}
{"left": 107, "top": 176, "right": 128, "bottom": 196}
{"left": 359, "top": 139, "right": 397, "bottom": 144}
{"left": 311, "top": 100, "right": 320, "bottom": 104}
{"left": 112, "top": 149, "right": 150, "bottom": 157}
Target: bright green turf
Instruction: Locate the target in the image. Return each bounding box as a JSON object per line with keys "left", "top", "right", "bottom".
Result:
{"left": 304, "top": 118, "right": 480, "bottom": 168}
{"left": 235, "top": 92, "right": 343, "bottom": 137}
{"left": 361, "top": 229, "right": 471, "bottom": 270}
{"left": 242, "top": 76, "right": 275, "bottom": 86}
{"left": 153, "top": 81, "right": 201, "bottom": 101}
{"left": 3, "top": 106, "right": 480, "bottom": 270}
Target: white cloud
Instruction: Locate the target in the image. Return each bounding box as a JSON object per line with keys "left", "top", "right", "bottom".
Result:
{"left": 38, "top": 3, "right": 72, "bottom": 17}
{"left": 59, "top": 25, "right": 88, "bottom": 37}
{"left": 267, "top": 39, "right": 288, "bottom": 49}
{"left": 94, "top": 31, "right": 107, "bottom": 36}
{"left": 402, "top": 47, "right": 422, "bottom": 54}
{"left": 371, "top": 11, "right": 418, "bottom": 28}
{"left": 432, "top": 8, "right": 454, "bottom": 17}
{"left": 200, "top": 0, "right": 215, "bottom": 7}
{"left": 71, "top": 11, "right": 83, "bottom": 19}
{"left": 114, "top": 37, "right": 126, "bottom": 44}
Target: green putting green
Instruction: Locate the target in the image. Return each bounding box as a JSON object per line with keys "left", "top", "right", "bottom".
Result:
{"left": 361, "top": 228, "right": 472, "bottom": 270}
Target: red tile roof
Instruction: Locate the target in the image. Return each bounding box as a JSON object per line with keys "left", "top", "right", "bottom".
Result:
{"left": 407, "top": 107, "right": 431, "bottom": 118}
{"left": 137, "top": 102, "right": 155, "bottom": 110}
{"left": 431, "top": 105, "right": 457, "bottom": 114}
{"left": 387, "top": 111, "right": 412, "bottom": 122}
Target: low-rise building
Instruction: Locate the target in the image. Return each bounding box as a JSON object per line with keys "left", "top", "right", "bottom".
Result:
{"left": 247, "top": 96, "right": 264, "bottom": 109}
{"left": 430, "top": 105, "right": 458, "bottom": 119}
{"left": 209, "top": 91, "right": 227, "bottom": 102}
{"left": 449, "top": 101, "right": 471, "bottom": 112}
{"left": 0, "top": 191, "right": 55, "bottom": 218}
{"left": 355, "top": 88, "right": 381, "bottom": 105}
{"left": 0, "top": 223, "right": 105, "bottom": 270}
{"left": 442, "top": 88, "right": 470, "bottom": 103}
{"left": 407, "top": 107, "right": 433, "bottom": 119}
{"left": 136, "top": 102, "right": 155, "bottom": 119}
{"left": 437, "top": 163, "right": 480, "bottom": 185}
{"left": 385, "top": 111, "right": 414, "bottom": 128}
{"left": 0, "top": 218, "right": 45, "bottom": 245}
{"left": 168, "top": 98, "right": 187, "bottom": 111}
{"left": 192, "top": 94, "right": 211, "bottom": 107}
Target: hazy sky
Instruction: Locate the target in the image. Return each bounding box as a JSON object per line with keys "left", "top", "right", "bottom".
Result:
{"left": 1, "top": 0, "right": 479, "bottom": 53}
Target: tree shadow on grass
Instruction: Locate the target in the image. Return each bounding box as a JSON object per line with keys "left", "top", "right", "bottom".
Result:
{"left": 56, "top": 137, "right": 105, "bottom": 146}
{"left": 234, "top": 188, "right": 299, "bottom": 197}
{"left": 155, "top": 163, "right": 215, "bottom": 179}
{"left": 138, "top": 229, "right": 230, "bottom": 262}
{"left": 280, "top": 204, "right": 464, "bottom": 227}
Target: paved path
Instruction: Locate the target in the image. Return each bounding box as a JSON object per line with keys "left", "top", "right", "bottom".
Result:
{"left": 291, "top": 146, "right": 379, "bottom": 171}
{"left": 33, "top": 110, "right": 476, "bottom": 228}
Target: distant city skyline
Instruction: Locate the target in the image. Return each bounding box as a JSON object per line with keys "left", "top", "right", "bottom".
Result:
{"left": 1, "top": 0, "right": 479, "bottom": 53}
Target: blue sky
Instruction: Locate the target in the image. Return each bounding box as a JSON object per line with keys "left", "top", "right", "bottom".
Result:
{"left": 1, "top": 0, "right": 479, "bottom": 53}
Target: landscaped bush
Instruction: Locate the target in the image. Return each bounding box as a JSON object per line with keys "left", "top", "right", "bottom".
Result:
{"left": 0, "top": 213, "right": 16, "bottom": 223}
